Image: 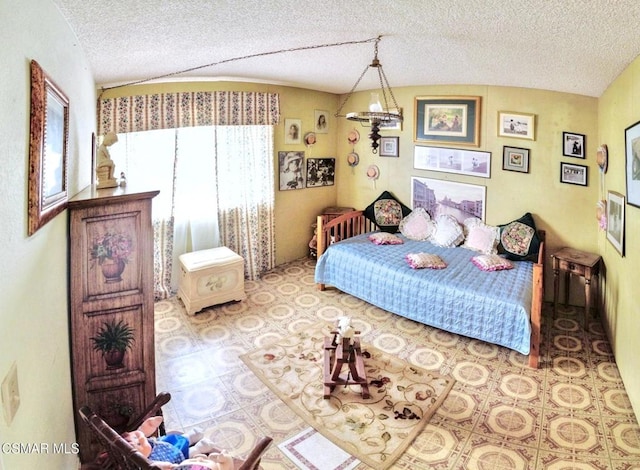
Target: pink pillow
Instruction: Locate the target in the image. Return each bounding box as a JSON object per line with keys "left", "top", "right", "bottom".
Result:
{"left": 463, "top": 218, "right": 500, "bottom": 254}
{"left": 406, "top": 253, "right": 447, "bottom": 269}
{"left": 399, "top": 208, "right": 435, "bottom": 241}
{"left": 471, "top": 254, "right": 514, "bottom": 271}
{"left": 369, "top": 232, "right": 404, "bottom": 245}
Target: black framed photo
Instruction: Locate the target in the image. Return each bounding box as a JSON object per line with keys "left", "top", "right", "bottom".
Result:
{"left": 379, "top": 137, "right": 399, "bottom": 157}
{"left": 625, "top": 119, "right": 640, "bottom": 208}
{"left": 414, "top": 96, "right": 481, "bottom": 147}
{"left": 306, "top": 158, "right": 335, "bottom": 187}
{"left": 502, "top": 146, "right": 530, "bottom": 173}
{"left": 560, "top": 162, "right": 588, "bottom": 186}
{"left": 563, "top": 132, "right": 585, "bottom": 158}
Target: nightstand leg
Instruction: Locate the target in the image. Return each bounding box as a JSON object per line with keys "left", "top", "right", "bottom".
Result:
{"left": 584, "top": 275, "right": 592, "bottom": 328}
{"left": 553, "top": 265, "right": 559, "bottom": 317}
{"left": 564, "top": 271, "right": 570, "bottom": 308}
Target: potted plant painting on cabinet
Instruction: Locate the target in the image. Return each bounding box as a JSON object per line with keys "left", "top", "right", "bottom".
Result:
{"left": 90, "top": 319, "right": 135, "bottom": 369}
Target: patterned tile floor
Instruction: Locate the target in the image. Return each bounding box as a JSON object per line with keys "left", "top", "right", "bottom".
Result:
{"left": 154, "top": 257, "right": 640, "bottom": 469}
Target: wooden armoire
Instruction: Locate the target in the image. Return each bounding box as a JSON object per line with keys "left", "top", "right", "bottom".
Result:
{"left": 68, "top": 186, "right": 159, "bottom": 463}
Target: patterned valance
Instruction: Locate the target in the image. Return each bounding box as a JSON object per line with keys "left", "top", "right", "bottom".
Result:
{"left": 98, "top": 91, "right": 280, "bottom": 135}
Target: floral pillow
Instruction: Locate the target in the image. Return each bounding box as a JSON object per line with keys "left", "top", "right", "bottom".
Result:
{"left": 406, "top": 253, "right": 447, "bottom": 269}
{"left": 462, "top": 218, "right": 500, "bottom": 254}
{"left": 399, "top": 207, "right": 435, "bottom": 241}
{"left": 430, "top": 214, "right": 464, "bottom": 248}
{"left": 471, "top": 254, "right": 514, "bottom": 271}
{"left": 369, "top": 232, "right": 404, "bottom": 245}
{"left": 363, "top": 191, "right": 412, "bottom": 233}
{"left": 498, "top": 213, "right": 541, "bottom": 261}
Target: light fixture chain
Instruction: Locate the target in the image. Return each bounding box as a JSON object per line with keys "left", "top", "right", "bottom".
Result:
{"left": 335, "top": 63, "right": 370, "bottom": 117}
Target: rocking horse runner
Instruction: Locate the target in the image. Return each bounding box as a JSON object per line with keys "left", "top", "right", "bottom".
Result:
{"left": 323, "top": 317, "right": 370, "bottom": 399}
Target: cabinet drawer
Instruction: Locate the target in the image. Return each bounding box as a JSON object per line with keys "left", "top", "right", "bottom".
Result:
{"left": 558, "top": 259, "right": 586, "bottom": 276}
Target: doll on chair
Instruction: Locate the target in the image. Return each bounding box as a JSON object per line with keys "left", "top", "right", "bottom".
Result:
{"left": 123, "top": 416, "right": 233, "bottom": 470}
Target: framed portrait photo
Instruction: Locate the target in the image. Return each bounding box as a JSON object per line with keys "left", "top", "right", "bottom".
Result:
{"left": 27, "top": 60, "right": 69, "bottom": 236}
{"left": 379, "top": 136, "right": 399, "bottom": 157}
{"left": 414, "top": 96, "right": 481, "bottom": 147}
{"left": 563, "top": 132, "right": 585, "bottom": 158}
{"left": 498, "top": 111, "right": 536, "bottom": 140}
{"left": 625, "top": 119, "right": 640, "bottom": 207}
{"left": 278, "top": 151, "right": 305, "bottom": 190}
{"left": 314, "top": 110, "right": 329, "bottom": 134}
{"left": 560, "top": 162, "right": 588, "bottom": 186}
{"left": 284, "top": 118, "right": 302, "bottom": 145}
{"left": 606, "top": 190, "right": 625, "bottom": 256}
{"left": 502, "top": 146, "right": 530, "bottom": 173}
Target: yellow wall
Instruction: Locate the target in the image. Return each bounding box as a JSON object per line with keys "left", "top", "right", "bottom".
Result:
{"left": 598, "top": 55, "right": 640, "bottom": 417}
{"left": 335, "top": 85, "right": 600, "bottom": 297}
{"left": 0, "top": 0, "right": 97, "bottom": 467}
{"left": 99, "top": 82, "right": 340, "bottom": 265}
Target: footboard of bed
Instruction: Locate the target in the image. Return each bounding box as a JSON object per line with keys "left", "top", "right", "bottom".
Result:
{"left": 528, "top": 230, "right": 546, "bottom": 369}
{"left": 315, "top": 210, "right": 376, "bottom": 290}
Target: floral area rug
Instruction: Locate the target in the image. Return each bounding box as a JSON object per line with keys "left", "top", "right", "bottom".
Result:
{"left": 240, "top": 322, "right": 455, "bottom": 469}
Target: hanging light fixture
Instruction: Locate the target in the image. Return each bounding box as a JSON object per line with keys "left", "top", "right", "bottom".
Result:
{"left": 335, "top": 35, "right": 403, "bottom": 154}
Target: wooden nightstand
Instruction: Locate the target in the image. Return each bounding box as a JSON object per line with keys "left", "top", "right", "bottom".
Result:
{"left": 552, "top": 247, "right": 602, "bottom": 326}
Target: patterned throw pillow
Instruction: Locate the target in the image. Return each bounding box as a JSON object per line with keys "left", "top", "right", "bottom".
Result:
{"left": 363, "top": 191, "right": 412, "bottom": 233}
{"left": 498, "top": 213, "right": 541, "bottom": 261}
{"left": 462, "top": 218, "right": 500, "bottom": 254}
{"left": 471, "top": 254, "right": 514, "bottom": 271}
{"left": 399, "top": 207, "right": 435, "bottom": 241}
{"left": 430, "top": 214, "right": 464, "bottom": 248}
{"left": 406, "top": 253, "right": 447, "bottom": 269}
{"left": 369, "top": 232, "right": 404, "bottom": 245}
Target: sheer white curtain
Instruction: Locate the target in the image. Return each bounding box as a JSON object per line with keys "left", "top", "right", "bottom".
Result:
{"left": 112, "top": 125, "right": 274, "bottom": 297}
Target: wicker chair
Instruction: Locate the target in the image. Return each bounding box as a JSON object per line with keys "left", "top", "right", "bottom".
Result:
{"left": 79, "top": 392, "right": 272, "bottom": 470}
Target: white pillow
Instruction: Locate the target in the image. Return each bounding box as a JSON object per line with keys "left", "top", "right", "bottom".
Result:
{"left": 430, "top": 214, "right": 464, "bottom": 248}
{"left": 462, "top": 218, "right": 500, "bottom": 254}
{"left": 399, "top": 208, "right": 435, "bottom": 241}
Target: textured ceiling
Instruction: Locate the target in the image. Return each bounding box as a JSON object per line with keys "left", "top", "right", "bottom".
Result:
{"left": 52, "top": 0, "right": 640, "bottom": 97}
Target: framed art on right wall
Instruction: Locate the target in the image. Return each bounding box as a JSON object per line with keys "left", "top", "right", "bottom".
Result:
{"left": 606, "top": 190, "right": 625, "bottom": 256}
{"left": 625, "top": 119, "right": 640, "bottom": 207}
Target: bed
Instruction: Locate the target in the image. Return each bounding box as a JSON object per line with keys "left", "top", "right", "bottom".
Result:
{"left": 314, "top": 210, "right": 545, "bottom": 368}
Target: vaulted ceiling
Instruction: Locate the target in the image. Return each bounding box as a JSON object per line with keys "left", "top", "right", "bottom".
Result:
{"left": 52, "top": 0, "right": 640, "bottom": 97}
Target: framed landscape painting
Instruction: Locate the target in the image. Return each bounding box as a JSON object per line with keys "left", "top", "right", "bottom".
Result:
{"left": 411, "top": 176, "right": 486, "bottom": 222}
{"left": 414, "top": 96, "right": 481, "bottom": 147}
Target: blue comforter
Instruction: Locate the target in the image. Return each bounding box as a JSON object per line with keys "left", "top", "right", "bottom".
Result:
{"left": 315, "top": 233, "right": 533, "bottom": 354}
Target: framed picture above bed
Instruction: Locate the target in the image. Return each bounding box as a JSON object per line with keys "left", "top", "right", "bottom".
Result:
{"left": 414, "top": 145, "right": 491, "bottom": 178}
{"left": 414, "top": 96, "right": 481, "bottom": 147}
{"left": 498, "top": 111, "right": 535, "bottom": 140}
{"left": 411, "top": 176, "right": 486, "bottom": 223}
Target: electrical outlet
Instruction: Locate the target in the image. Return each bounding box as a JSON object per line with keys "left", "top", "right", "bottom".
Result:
{"left": 1, "top": 362, "right": 20, "bottom": 425}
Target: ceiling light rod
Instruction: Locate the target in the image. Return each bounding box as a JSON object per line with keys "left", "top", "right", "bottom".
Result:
{"left": 335, "top": 35, "right": 403, "bottom": 153}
